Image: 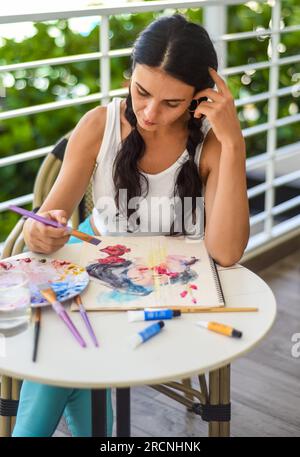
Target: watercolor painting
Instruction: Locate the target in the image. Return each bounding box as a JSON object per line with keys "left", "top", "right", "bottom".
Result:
{"left": 75, "top": 235, "right": 223, "bottom": 310}
{"left": 0, "top": 257, "right": 89, "bottom": 307}
{"left": 86, "top": 243, "right": 199, "bottom": 303}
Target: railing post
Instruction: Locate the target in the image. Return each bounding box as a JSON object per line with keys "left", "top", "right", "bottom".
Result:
{"left": 203, "top": 3, "right": 227, "bottom": 72}
{"left": 264, "top": 0, "right": 281, "bottom": 237}
{"left": 100, "top": 14, "right": 110, "bottom": 106}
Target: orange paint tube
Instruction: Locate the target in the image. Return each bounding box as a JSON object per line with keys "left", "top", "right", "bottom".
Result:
{"left": 196, "top": 321, "right": 243, "bottom": 338}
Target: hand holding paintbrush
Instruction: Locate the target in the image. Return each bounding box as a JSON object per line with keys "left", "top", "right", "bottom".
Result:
{"left": 9, "top": 205, "right": 101, "bottom": 248}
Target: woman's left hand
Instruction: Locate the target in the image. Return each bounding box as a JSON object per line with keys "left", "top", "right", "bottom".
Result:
{"left": 193, "top": 67, "right": 244, "bottom": 148}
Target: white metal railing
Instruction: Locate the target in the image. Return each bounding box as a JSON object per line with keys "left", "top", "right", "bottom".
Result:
{"left": 0, "top": 0, "right": 299, "bottom": 255}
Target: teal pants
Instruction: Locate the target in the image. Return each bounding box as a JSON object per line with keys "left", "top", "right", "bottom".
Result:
{"left": 12, "top": 216, "right": 113, "bottom": 437}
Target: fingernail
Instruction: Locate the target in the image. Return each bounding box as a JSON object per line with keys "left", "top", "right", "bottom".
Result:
{"left": 62, "top": 217, "right": 67, "bottom": 224}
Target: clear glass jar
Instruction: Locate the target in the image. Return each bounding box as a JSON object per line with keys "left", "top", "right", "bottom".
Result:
{"left": 0, "top": 270, "right": 31, "bottom": 335}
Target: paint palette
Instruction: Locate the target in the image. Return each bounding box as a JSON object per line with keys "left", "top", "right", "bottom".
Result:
{"left": 0, "top": 257, "right": 89, "bottom": 307}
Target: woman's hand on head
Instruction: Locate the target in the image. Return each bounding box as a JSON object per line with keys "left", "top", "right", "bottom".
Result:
{"left": 23, "top": 209, "right": 71, "bottom": 255}
{"left": 192, "top": 67, "right": 244, "bottom": 149}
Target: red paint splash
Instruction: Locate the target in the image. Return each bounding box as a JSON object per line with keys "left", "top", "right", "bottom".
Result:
{"left": 100, "top": 244, "right": 131, "bottom": 256}
{"left": 0, "top": 261, "right": 12, "bottom": 270}
{"left": 51, "top": 260, "right": 71, "bottom": 268}
{"left": 97, "top": 256, "right": 125, "bottom": 264}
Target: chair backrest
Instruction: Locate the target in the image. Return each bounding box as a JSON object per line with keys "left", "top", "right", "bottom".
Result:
{"left": 1, "top": 132, "right": 95, "bottom": 259}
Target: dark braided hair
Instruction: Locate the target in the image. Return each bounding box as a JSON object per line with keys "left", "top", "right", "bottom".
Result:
{"left": 113, "top": 14, "right": 218, "bottom": 235}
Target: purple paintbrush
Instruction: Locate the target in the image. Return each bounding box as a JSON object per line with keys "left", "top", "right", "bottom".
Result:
{"left": 74, "top": 295, "right": 99, "bottom": 347}
{"left": 9, "top": 205, "right": 101, "bottom": 246}
{"left": 38, "top": 283, "right": 87, "bottom": 348}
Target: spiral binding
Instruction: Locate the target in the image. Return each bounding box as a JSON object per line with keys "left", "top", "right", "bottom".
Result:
{"left": 208, "top": 255, "right": 225, "bottom": 305}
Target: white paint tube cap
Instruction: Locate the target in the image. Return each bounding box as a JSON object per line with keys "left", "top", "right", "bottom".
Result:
{"left": 129, "top": 333, "right": 143, "bottom": 349}
{"left": 127, "top": 311, "right": 144, "bottom": 322}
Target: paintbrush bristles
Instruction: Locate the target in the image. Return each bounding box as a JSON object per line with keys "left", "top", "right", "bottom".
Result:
{"left": 70, "top": 228, "right": 101, "bottom": 245}
{"left": 74, "top": 295, "right": 82, "bottom": 305}
{"left": 39, "top": 286, "right": 56, "bottom": 303}
{"left": 89, "top": 237, "right": 101, "bottom": 246}
{"left": 38, "top": 285, "right": 64, "bottom": 314}
{"left": 33, "top": 307, "right": 41, "bottom": 323}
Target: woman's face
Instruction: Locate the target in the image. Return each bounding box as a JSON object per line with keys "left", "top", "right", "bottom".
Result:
{"left": 126, "top": 255, "right": 187, "bottom": 287}
{"left": 130, "top": 64, "right": 195, "bottom": 131}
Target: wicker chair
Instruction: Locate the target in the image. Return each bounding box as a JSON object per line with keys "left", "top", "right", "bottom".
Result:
{"left": 0, "top": 132, "right": 214, "bottom": 437}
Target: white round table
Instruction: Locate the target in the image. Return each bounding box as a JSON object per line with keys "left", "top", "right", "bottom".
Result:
{"left": 0, "top": 244, "right": 276, "bottom": 437}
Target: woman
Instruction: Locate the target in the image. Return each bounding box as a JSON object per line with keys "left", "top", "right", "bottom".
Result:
{"left": 13, "top": 13, "right": 249, "bottom": 437}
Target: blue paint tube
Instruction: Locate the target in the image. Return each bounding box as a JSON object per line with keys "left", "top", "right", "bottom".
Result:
{"left": 127, "top": 309, "right": 181, "bottom": 322}
{"left": 130, "top": 321, "right": 165, "bottom": 348}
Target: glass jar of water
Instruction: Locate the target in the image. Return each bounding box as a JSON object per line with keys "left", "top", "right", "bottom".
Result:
{"left": 0, "top": 270, "right": 31, "bottom": 335}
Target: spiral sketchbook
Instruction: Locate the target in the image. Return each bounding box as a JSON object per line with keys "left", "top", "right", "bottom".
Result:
{"left": 70, "top": 235, "right": 225, "bottom": 311}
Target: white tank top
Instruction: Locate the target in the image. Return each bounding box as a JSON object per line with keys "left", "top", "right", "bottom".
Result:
{"left": 92, "top": 97, "right": 211, "bottom": 238}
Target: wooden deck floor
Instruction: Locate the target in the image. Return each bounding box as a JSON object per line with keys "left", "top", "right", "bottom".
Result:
{"left": 55, "top": 249, "right": 300, "bottom": 437}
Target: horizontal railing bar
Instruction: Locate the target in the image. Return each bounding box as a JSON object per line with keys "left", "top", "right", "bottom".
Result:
{"left": 248, "top": 221, "right": 300, "bottom": 250}
{"left": 2, "top": 51, "right": 298, "bottom": 78}
{"left": 222, "top": 54, "right": 300, "bottom": 76}
{"left": 0, "top": 48, "right": 132, "bottom": 73}
{"left": 215, "top": 24, "right": 300, "bottom": 42}
{"left": 274, "top": 142, "right": 300, "bottom": 163}
{"left": 246, "top": 230, "right": 269, "bottom": 251}
{"left": 0, "top": 146, "right": 52, "bottom": 168}
{"left": 276, "top": 113, "right": 300, "bottom": 128}
{"left": 0, "top": 1, "right": 257, "bottom": 24}
{"left": 247, "top": 215, "right": 300, "bottom": 250}
{"left": 248, "top": 182, "right": 268, "bottom": 199}
{"left": 255, "top": 214, "right": 300, "bottom": 245}
{"left": 0, "top": 93, "right": 102, "bottom": 120}
{"left": 247, "top": 169, "right": 300, "bottom": 199}
{"left": 247, "top": 141, "right": 300, "bottom": 172}
{"left": 247, "top": 153, "right": 268, "bottom": 172}
{"left": 271, "top": 214, "right": 300, "bottom": 238}
{"left": 247, "top": 169, "right": 300, "bottom": 200}
{"left": 274, "top": 169, "right": 300, "bottom": 187}
{"left": 250, "top": 195, "right": 300, "bottom": 227}
{"left": 235, "top": 84, "right": 300, "bottom": 108}
{"left": 250, "top": 211, "right": 266, "bottom": 226}
{"left": 272, "top": 195, "right": 300, "bottom": 216}
{"left": 0, "top": 194, "right": 33, "bottom": 212}
{"left": 243, "top": 114, "right": 300, "bottom": 138}
{"left": 0, "top": 88, "right": 128, "bottom": 120}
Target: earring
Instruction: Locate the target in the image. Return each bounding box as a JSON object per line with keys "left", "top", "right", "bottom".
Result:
{"left": 188, "top": 99, "right": 199, "bottom": 113}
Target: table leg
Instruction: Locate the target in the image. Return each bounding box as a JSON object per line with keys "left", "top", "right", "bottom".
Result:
{"left": 11, "top": 378, "right": 21, "bottom": 433}
{"left": 91, "top": 389, "right": 107, "bottom": 437}
{"left": 219, "top": 364, "right": 231, "bottom": 437}
{"left": 208, "top": 368, "right": 220, "bottom": 437}
{"left": 116, "top": 388, "right": 131, "bottom": 437}
{"left": 208, "top": 364, "right": 231, "bottom": 437}
{"left": 0, "top": 376, "right": 11, "bottom": 437}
